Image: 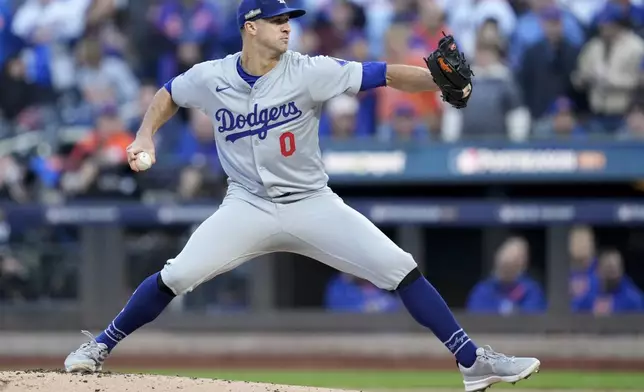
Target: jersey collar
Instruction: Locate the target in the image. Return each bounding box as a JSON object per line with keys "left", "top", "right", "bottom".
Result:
{"left": 228, "top": 51, "right": 289, "bottom": 93}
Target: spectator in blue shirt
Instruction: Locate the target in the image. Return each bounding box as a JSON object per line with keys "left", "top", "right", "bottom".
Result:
{"left": 319, "top": 93, "right": 371, "bottom": 140}
{"left": 589, "top": 0, "right": 644, "bottom": 37}
{"left": 568, "top": 225, "right": 599, "bottom": 309}
{"left": 516, "top": 6, "right": 581, "bottom": 121}
{"left": 175, "top": 108, "right": 223, "bottom": 200}
{"left": 509, "top": 1, "right": 585, "bottom": 70}
{"left": 176, "top": 108, "right": 219, "bottom": 167}
{"left": 377, "top": 104, "right": 431, "bottom": 142}
{"left": 325, "top": 272, "right": 401, "bottom": 313}
{"left": 0, "top": 0, "right": 22, "bottom": 71}
{"left": 11, "top": 0, "right": 89, "bottom": 91}
{"left": 345, "top": 32, "right": 377, "bottom": 137}
{"left": 467, "top": 237, "right": 547, "bottom": 315}
{"left": 154, "top": 0, "right": 220, "bottom": 86}
{"left": 574, "top": 249, "right": 644, "bottom": 314}
{"left": 532, "top": 96, "right": 588, "bottom": 139}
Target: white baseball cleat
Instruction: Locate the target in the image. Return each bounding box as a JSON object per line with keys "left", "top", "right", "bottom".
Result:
{"left": 458, "top": 346, "right": 541, "bottom": 392}
{"left": 64, "top": 330, "right": 110, "bottom": 373}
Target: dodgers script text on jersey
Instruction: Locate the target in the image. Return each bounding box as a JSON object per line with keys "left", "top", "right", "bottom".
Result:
{"left": 169, "top": 51, "right": 363, "bottom": 200}
{"left": 215, "top": 102, "right": 303, "bottom": 143}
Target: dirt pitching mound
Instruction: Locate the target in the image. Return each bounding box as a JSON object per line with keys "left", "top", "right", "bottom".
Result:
{"left": 0, "top": 370, "right": 359, "bottom": 392}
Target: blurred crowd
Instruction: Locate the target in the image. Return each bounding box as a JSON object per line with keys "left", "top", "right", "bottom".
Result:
{"left": 3, "top": 212, "right": 644, "bottom": 316}
{"left": 464, "top": 225, "right": 644, "bottom": 315}
{"left": 323, "top": 225, "right": 644, "bottom": 315}
{"left": 0, "top": 0, "right": 642, "bottom": 203}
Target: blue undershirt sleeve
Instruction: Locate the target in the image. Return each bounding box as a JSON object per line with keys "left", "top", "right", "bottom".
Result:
{"left": 360, "top": 62, "right": 387, "bottom": 91}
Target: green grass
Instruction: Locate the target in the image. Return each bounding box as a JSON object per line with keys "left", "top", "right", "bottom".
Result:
{"left": 124, "top": 369, "right": 644, "bottom": 390}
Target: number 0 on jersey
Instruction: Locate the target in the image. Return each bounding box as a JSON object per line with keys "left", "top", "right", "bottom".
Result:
{"left": 280, "top": 131, "right": 296, "bottom": 157}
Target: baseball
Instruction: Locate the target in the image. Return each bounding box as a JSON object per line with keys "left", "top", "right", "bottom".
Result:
{"left": 136, "top": 152, "right": 152, "bottom": 171}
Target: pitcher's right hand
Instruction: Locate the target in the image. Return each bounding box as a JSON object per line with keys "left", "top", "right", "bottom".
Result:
{"left": 126, "top": 135, "right": 156, "bottom": 172}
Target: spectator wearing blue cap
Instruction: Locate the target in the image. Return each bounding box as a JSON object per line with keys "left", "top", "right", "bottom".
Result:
{"left": 517, "top": 6, "right": 581, "bottom": 121}
{"left": 589, "top": 0, "right": 644, "bottom": 37}
{"left": 509, "top": 1, "right": 585, "bottom": 71}
{"left": 532, "top": 96, "right": 587, "bottom": 139}
{"left": 0, "top": 0, "right": 22, "bottom": 72}
{"left": 310, "top": 0, "right": 365, "bottom": 57}
{"left": 377, "top": 103, "right": 430, "bottom": 142}
{"left": 572, "top": 2, "right": 644, "bottom": 133}
{"left": 574, "top": 249, "right": 644, "bottom": 315}
{"left": 153, "top": 0, "right": 221, "bottom": 87}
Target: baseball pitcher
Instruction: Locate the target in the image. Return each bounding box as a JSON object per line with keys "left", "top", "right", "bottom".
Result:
{"left": 64, "top": 1, "right": 540, "bottom": 391}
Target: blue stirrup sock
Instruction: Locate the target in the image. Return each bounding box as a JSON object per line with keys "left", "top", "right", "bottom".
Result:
{"left": 396, "top": 269, "right": 478, "bottom": 367}
{"left": 95, "top": 267, "right": 479, "bottom": 367}
{"left": 96, "top": 272, "right": 175, "bottom": 352}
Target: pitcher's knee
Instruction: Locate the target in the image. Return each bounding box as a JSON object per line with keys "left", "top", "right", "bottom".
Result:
{"left": 159, "top": 258, "right": 202, "bottom": 296}
{"left": 156, "top": 272, "right": 176, "bottom": 296}
{"left": 371, "top": 251, "right": 417, "bottom": 291}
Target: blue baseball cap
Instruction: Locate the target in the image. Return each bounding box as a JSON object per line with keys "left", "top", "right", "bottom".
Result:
{"left": 548, "top": 96, "right": 575, "bottom": 115}
{"left": 539, "top": 5, "right": 562, "bottom": 21}
{"left": 596, "top": 3, "right": 628, "bottom": 25}
{"left": 237, "top": 0, "right": 306, "bottom": 29}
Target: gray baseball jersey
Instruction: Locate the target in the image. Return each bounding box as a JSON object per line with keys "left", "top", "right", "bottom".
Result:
{"left": 159, "top": 51, "right": 416, "bottom": 296}
{"left": 169, "top": 50, "right": 361, "bottom": 201}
